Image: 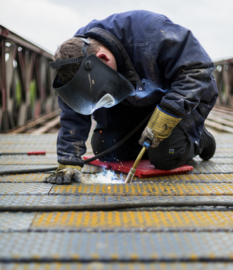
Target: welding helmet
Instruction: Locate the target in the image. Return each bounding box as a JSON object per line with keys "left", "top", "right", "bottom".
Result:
{"left": 50, "top": 35, "right": 135, "bottom": 115}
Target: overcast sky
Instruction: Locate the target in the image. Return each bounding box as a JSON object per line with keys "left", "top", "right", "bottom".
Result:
{"left": 1, "top": 0, "right": 233, "bottom": 61}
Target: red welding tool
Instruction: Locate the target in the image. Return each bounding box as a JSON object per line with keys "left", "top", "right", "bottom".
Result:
{"left": 0, "top": 151, "right": 46, "bottom": 155}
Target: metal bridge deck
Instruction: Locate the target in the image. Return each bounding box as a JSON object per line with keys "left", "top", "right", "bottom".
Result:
{"left": 1, "top": 133, "right": 233, "bottom": 269}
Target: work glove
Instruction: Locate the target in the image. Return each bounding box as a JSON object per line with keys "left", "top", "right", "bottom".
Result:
{"left": 43, "top": 164, "right": 83, "bottom": 184}
{"left": 139, "top": 106, "right": 182, "bottom": 147}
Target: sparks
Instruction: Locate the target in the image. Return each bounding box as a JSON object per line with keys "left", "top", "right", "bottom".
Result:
{"left": 81, "top": 168, "right": 124, "bottom": 184}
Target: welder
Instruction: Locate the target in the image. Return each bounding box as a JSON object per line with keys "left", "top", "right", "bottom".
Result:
{"left": 44, "top": 10, "right": 218, "bottom": 184}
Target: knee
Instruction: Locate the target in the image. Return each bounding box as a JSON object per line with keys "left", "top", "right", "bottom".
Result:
{"left": 148, "top": 148, "right": 185, "bottom": 170}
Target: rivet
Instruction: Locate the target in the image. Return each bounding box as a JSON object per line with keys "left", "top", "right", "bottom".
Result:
{"left": 84, "top": 60, "right": 92, "bottom": 71}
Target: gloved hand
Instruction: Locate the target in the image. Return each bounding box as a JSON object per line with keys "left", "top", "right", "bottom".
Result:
{"left": 139, "top": 106, "right": 182, "bottom": 147}
{"left": 43, "top": 164, "right": 83, "bottom": 184}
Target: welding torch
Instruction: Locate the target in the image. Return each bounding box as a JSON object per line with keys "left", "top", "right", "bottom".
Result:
{"left": 125, "top": 138, "right": 151, "bottom": 183}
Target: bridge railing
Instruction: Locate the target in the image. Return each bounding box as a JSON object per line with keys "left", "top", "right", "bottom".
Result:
{"left": 214, "top": 58, "right": 233, "bottom": 107}
{"left": 0, "top": 25, "right": 58, "bottom": 132}
{"left": 1, "top": 25, "right": 232, "bottom": 131}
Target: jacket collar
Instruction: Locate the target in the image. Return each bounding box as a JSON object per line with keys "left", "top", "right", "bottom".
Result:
{"left": 86, "top": 27, "right": 140, "bottom": 86}
{"left": 85, "top": 28, "right": 154, "bottom": 102}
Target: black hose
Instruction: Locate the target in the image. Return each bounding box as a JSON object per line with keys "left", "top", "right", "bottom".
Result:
{"left": 0, "top": 200, "right": 233, "bottom": 212}
{"left": 0, "top": 112, "right": 152, "bottom": 175}
{"left": 0, "top": 167, "right": 58, "bottom": 175}
{"left": 84, "top": 112, "right": 151, "bottom": 163}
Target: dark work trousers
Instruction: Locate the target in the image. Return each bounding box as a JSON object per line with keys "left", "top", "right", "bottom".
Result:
{"left": 91, "top": 103, "right": 199, "bottom": 170}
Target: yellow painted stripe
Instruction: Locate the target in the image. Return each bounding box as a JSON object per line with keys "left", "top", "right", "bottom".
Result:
{"left": 50, "top": 183, "right": 233, "bottom": 196}
{"left": 32, "top": 211, "right": 233, "bottom": 230}
{"left": 2, "top": 174, "right": 233, "bottom": 183}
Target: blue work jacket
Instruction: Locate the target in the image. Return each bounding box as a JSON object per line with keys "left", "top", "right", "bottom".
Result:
{"left": 57, "top": 10, "right": 218, "bottom": 166}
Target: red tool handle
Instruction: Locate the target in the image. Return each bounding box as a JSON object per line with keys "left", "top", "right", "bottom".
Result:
{"left": 27, "top": 151, "right": 46, "bottom": 155}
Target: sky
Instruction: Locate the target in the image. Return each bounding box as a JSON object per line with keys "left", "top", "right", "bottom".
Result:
{"left": 0, "top": 0, "right": 233, "bottom": 62}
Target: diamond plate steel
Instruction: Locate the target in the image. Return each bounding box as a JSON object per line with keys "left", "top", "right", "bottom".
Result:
{"left": 50, "top": 183, "right": 233, "bottom": 196}
{"left": 1, "top": 263, "right": 233, "bottom": 270}
{"left": 0, "top": 213, "right": 36, "bottom": 231}
{"left": 0, "top": 134, "right": 57, "bottom": 154}
{"left": 1, "top": 173, "right": 233, "bottom": 184}
{"left": 0, "top": 165, "right": 55, "bottom": 174}
{"left": 0, "top": 183, "right": 52, "bottom": 195}
{"left": 30, "top": 211, "right": 233, "bottom": 232}
{"left": 0, "top": 134, "right": 57, "bottom": 142}
{"left": 0, "top": 156, "right": 57, "bottom": 165}
{"left": 192, "top": 157, "right": 233, "bottom": 164}
{"left": 0, "top": 145, "right": 56, "bottom": 153}
{"left": 0, "top": 174, "right": 49, "bottom": 183}
{"left": 137, "top": 174, "right": 233, "bottom": 183}
{"left": 215, "top": 150, "right": 233, "bottom": 155}
{"left": 1, "top": 232, "right": 233, "bottom": 261}
{"left": 122, "top": 206, "right": 233, "bottom": 211}
{"left": 213, "top": 154, "right": 233, "bottom": 158}
{"left": 1, "top": 195, "right": 233, "bottom": 206}
{"left": 192, "top": 164, "right": 233, "bottom": 174}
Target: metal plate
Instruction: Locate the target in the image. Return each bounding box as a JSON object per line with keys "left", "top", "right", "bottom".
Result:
{"left": 1, "top": 232, "right": 233, "bottom": 261}
{"left": 0, "top": 134, "right": 57, "bottom": 153}
{"left": 137, "top": 174, "right": 233, "bottom": 183}
{"left": 1, "top": 195, "right": 233, "bottom": 206}
{"left": 3, "top": 211, "right": 233, "bottom": 232}
{"left": 0, "top": 165, "right": 56, "bottom": 174}
{"left": 30, "top": 211, "right": 233, "bottom": 232}
{"left": 50, "top": 183, "right": 233, "bottom": 196}
{"left": 0, "top": 183, "right": 52, "bottom": 195}
{"left": 1, "top": 263, "right": 233, "bottom": 270}
{"left": 0, "top": 174, "right": 49, "bottom": 183}
{"left": 192, "top": 164, "right": 233, "bottom": 174}
{"left": 1, "top": 173, "right": 233, "bottom": 184}
{"left": 192, "top": 157, "right": 233, "bottom": 164}
{"left": 0, "top": 134, "right": 57, "bottom": 142}
{"left": 0, "top": 165, "right": 103, "bottom": 183}
{"left": 0, "top": 213, "right": 36, "bottom": 232}
{"left": 0, "top": 156, "right": 57, "bottom": 165}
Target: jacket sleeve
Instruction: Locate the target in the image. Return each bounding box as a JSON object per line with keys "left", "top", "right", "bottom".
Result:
{"left": 57, "top": 96, "right": 91, "bottom": 166}
{"left": 150, "top": 16, "right": 218, "bottom": 117}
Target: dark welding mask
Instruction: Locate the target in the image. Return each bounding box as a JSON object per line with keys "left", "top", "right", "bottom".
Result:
{"left": 50, "top": 35, "right": 135, "bottom": 115}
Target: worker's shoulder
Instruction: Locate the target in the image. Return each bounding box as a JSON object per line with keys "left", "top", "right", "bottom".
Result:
{"left": 76, "top": 10, "right": 167, "bottom": 39}
{"left": 108, "top": 10, "right": 165, "bottom": 24}
{"left": 87, "top": 10, "right": 165, "bottom": 29}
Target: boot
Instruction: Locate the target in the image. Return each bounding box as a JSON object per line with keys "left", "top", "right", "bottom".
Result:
{"left": 199, "top": 126, "right": 216, "bottom": 160}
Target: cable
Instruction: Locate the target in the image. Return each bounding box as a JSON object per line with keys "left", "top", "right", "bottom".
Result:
{"left": 83, "top": 112, "right": 152, "bottom": 163}
{"left": 1, "top": 200, "right": 233, "bottom": 212}
{"left": 0, "top": 112, "right": 152, "bottom": 175}
{"left": 0, "top": 167, "right": 58, "bottom": 175}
